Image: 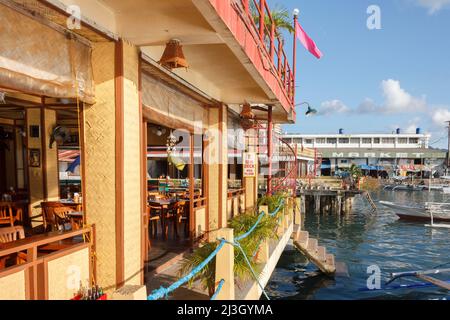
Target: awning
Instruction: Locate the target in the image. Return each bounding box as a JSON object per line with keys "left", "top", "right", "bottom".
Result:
{"left": 0, "top": 3, "right": 95, "bottom": 103}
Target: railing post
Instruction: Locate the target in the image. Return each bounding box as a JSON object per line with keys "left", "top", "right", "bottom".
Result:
{"left": 270, "top": 23, "right": 275, "bottom": 59}
{"left": 242, "top": 0, "right": 249, "bottom": 14}
{"left": 259, "top": 0, "right": 265, "bottom": 41}
{"left": 256, "top": 206, "right": 269, "bottom": 264}
{"left": 215, "top": 228, "right": 235, "bottom": 300}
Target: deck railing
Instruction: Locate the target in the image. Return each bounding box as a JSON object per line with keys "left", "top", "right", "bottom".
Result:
{"left": 0, "top": 226, "right": 95, "bottom": 300}
{"left": 240, "top": 0, "right": 295, "bottom": 105}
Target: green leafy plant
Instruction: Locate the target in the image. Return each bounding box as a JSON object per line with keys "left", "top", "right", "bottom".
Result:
{"left": 178, "top": 194, "right": 286, "bottom": 297}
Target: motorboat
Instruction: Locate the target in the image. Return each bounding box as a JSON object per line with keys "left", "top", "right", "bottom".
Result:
{"left": 379, "top": 201, "right": 450, "bottom": 223}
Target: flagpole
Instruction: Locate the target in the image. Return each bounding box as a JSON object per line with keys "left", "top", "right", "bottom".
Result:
{"left": 293, "top": 9, "right": 299, "bottom": 106}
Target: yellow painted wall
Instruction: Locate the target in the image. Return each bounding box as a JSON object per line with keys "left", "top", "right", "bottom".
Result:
{"left": 47, "top": 247, "right": 90, "bottom": 300}
{"left": 26, "top": 108, "right": 44, "bottom": 222}
{"left": 44, "top": 109, "right": 59, "bottom": 201}
{"left": 0, "top": 269, "right": 26, "bottom": 300}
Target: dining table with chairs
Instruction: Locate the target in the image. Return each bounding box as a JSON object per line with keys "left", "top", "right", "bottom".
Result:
{"left": 147, "top": 193, "right": 190, "bottom": 244}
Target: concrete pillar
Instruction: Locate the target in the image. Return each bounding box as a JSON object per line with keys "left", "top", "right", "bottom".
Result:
{"left": 215, "top": 228, "right": 235, "bottom": 300}
{"left": 83, "top": 40, "right": 142, "bottom": 290}
{"left": 43, "top": 109, "right": 59, "bottom": 201}
{"left": 295, "top": 197, "right": 301, "bottom": 225}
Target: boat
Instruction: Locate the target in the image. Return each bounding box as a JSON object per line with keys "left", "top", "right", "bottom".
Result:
{"left": 379, "top": 201, "right": 450, "bottom": 222}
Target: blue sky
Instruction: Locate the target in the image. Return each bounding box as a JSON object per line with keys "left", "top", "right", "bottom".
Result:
{"left": 278, "top": 0, "right": 450, "bottom": 149}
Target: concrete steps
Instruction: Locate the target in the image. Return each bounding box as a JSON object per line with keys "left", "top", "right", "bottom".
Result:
{"left": 292, "top": 226, "right": 336, "bottom": 276}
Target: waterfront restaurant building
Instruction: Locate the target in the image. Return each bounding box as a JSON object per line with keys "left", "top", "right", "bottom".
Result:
{"left": 282, "top": 131, "right": 447, "bottom": 177}
{"left": 0, "top": 0, "right": 297, "bottom": 300}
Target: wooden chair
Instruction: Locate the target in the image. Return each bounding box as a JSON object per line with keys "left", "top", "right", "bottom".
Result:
{"left": 165, "top": 201, "right": 187, "bottom": 239}
{"left": 0, "top": 226, "right": 26, "bottom": 269}
{"left": 147, "top": 205, "right": 162, "bottom": 239}
{"left": 53, "top": 207, "right": 75, "bottom": 231}
{"left": 0, "top": 202, "right": 22, "bottom": 227}
{"left": 176, "top": 201, "right": 189, "bottom": 238}
{"left": 41, "top": 202, "right": 66, "bottom": 232}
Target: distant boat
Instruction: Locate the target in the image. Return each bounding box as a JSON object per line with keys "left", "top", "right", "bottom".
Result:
{"left": 379, "top": 201, "right": 450, "bottom": 223}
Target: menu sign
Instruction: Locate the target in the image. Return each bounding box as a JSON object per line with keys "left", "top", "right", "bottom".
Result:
{"left": 243, "top": 152, "right": 257, "bottom": 177}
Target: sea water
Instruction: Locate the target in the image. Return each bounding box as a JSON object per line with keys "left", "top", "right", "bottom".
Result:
{"left": 266, "top": 189, "right": 450, "bottom": 300}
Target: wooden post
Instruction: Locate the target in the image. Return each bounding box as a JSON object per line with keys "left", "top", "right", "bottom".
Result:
{"left": 215, "top": 228, "right": 235, "bottom": 300}
{"left": 256, "top": 206, "right": 270, "bottom": 264}
{"left": 189, "top": 133, "right": 195, "bottom": 240}
{"left": 314, "top": 195, "right": 321, "bottom": 215}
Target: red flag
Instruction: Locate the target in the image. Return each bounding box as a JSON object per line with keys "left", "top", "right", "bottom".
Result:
{"left": 295, "top": 21, "right": 323, "bottom": 59}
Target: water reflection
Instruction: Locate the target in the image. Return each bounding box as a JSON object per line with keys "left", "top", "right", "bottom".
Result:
{"left": 267, "top": 190, "right": 450, "bottom": 300}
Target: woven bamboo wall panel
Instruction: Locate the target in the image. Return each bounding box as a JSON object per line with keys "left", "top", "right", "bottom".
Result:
{"left": 84, "top": 42, "right": 116, "bottom": 289}
{"left": 0, "top": 269, "right": 26, "bottom": 300}
{"left": 122, "top": 41, "right": 141, "bottom": 285}
{"left": 47, "top": 247, "right": 90, "bottom": 300}
{"left": 207, "top": 108, "right": 219, "bottom": 231}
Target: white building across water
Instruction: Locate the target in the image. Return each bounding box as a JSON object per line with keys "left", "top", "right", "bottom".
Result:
{"left": 282, "top": 129, "right": 448, "bottom": 177}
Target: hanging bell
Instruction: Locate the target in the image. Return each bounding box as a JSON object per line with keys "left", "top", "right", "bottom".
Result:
{"left": 159, "top": 39, "right": 189, "bottom": 70}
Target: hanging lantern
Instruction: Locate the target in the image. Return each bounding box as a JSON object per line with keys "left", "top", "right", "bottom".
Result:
{"left": 159, "top": 39, "right": 189, "bottom": 70}
{"left": 240, "top": 103, "right": 255, "bottom": 130}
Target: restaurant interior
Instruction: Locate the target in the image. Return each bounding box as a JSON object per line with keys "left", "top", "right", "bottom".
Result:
{"left": 0, "top": 90, "right": 85, "bottom": 271}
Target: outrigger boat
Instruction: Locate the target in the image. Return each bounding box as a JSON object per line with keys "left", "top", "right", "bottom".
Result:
{"left": 379, "top": 201, "right": 450, "bottom": 223}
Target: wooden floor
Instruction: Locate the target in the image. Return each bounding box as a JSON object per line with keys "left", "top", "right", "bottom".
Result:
{"left": 145, "top": 224, "right": 209, "bottom": 300}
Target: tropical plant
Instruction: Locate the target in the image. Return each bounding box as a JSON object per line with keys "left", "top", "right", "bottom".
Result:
{"left": 251, "top": 3, "right": 294, "bottom": 39}
{"left": 178, "top": 194, "right": 285, "bottom": 297}
{"left": 345, "top": 164, "right": 363, "bottom": 190}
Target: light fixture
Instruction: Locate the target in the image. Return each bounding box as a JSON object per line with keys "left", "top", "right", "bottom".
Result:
{"left": 293, "top": 8, "right": 300, "bottom": 17}
{"left": 239, "top": 103, "right": 256, "bottom": 130}
{"left": 156, "top": 127, "right": 163, "bottom": 137}
{"left": 295, "top": 102, "right": 318, "bottom": 116}
{"left": 159, "top": 39, "right": 189, "bottom": 70}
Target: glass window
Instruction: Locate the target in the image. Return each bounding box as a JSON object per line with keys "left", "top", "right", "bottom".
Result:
{"left": 305, "top": 139, "right": 313, "bottom": 144}
{"left": 316, "top": 138, "right": 326, "bottom": 144}
{"left": 382, "top": 138, "right": 395, "bottom": 144}
{"left": 327, "top": 138, "right": 337, "bottom": 144}
{"left": 398, "top": 138, "right": 408, "bottom": 144}
{"left": 409, "top": 138, "right": 419, "bottom": 144}
{"left": 373, "top": 138, "right": 381, "bottom": 144}
{"left": 293, "top": 138, "right": 302, "bottom": 144}
{"left": 350, "top": 138, "right": 360, "bottom": 144}
{"left": 338, "top": 138, "right": 349, "bottom": 144}
{"left": 362, "top": 138, "right": 372, "bottom": 144}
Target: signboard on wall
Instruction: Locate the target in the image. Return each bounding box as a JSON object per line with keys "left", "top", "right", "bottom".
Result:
{"left": 243, "top": 152, "right": 257, "bottom": 177}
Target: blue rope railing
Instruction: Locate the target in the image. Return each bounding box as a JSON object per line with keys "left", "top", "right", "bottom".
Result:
{"left": 147, "top": 239, "right": 226, "bottom": 300}
{"left": 210, "top": 279, "right": 225, "bottom": 300}
{"left": 147, "top": 199, "right": 286, "bottom": 300}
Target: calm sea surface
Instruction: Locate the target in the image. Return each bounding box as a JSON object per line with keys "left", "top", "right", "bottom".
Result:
{"left": 266, "top": 189, "right": 450, "bottom": 300}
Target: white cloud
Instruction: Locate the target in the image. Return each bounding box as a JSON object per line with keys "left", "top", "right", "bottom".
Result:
{"left": 355, "top": 79, "right": 427, "bottom": 114}
{"left": 380, "top": 79, "right": 427, "bottom": 113}
{"left": 318, "top": 100, "right": 350, "bottom": 116}
{"left": 430, "top": 107, "right": 450, "bottom": 126}
{"left": 415, "top": 0, "right": 450, "bottom": 14}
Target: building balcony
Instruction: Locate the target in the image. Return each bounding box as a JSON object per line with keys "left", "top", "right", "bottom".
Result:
{"left": 36, "top": 0, "right": 296, "bottom": 123}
